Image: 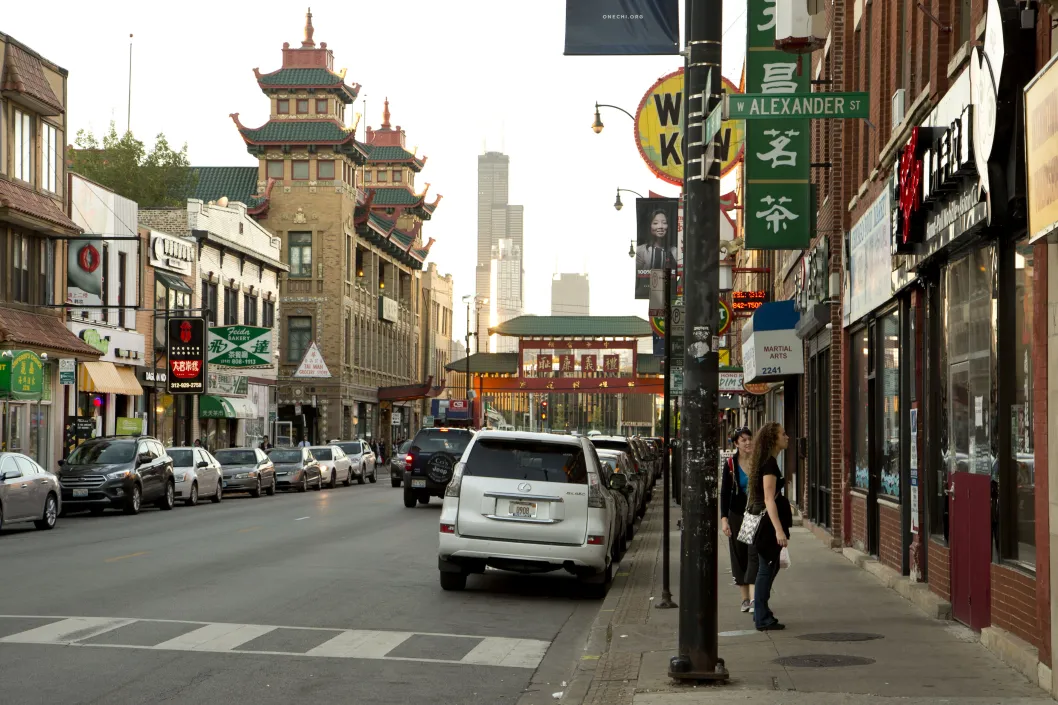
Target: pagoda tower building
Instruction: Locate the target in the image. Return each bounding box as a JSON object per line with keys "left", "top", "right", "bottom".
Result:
{"left": 202, "top": 10, "right": 440, "bottom": 443}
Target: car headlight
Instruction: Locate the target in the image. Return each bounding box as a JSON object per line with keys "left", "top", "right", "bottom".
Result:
{"left": 248, "top": 470, "right": 258, "bottom": 478}
{"left": 174, "top": 473, "right": 187, "bottom": 482}
{"left": 106, "top": 469, "right": 134, "bottom": 480}
{"left": 234, "top": 473, "right": 249, "bottom": 479}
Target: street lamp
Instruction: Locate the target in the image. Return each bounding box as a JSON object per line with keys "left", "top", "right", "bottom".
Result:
{"left": 462, "top": 294, "right": 488, "bottom": 421}
{"left": 592, "top": 102, "right": 636, "bottom": 134}
{"left": 614, "top": 187, "right": 644, "bottom": 212}
{"left": 628, "top": 241, "right": 635, "bottom": 258}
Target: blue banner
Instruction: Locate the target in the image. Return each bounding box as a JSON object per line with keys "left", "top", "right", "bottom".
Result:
{"left": 564, "top": 0, "right": 680, "bottom": 55}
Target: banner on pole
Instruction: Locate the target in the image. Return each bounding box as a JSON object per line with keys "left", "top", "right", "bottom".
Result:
{"left": 564, "top": 0, "right": 679, "bottom": 55}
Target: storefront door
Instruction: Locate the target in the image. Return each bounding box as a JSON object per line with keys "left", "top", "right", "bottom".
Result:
{"left": 807, "top": 348, "right": 831, "bottom": 528}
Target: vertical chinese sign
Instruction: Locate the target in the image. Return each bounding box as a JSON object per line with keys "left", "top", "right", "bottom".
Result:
{"left": 559, "top": 354, "right": 576, "bottom": 374}
{"left": 537, "top": 354, "right": 553, "bottom": 378}
{"left": 744, "top": 0, "right": 811, "bottom": 248}
{"left": 581, "top": 354, "right": 598, "bottom": 375}
{"left": 167, "top": 318, "right": 207, "bottom": 394}
{"left": 603, "top": 355, "right": 621, "bottom": 376}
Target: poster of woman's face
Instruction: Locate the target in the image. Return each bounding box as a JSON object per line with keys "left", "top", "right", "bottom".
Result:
{"left": 634, "top": 198, "right": 679, "bottom": 299}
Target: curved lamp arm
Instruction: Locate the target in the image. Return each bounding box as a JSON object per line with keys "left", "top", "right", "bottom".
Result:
{"left": 593, "top": 102, "right": 635, "bottom": 133}
{"left": 614, "top": 187, "right": 645, "bottom": 211}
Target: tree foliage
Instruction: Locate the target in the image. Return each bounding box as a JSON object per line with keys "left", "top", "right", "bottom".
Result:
{"left": 68, "top": 123, "right": 197, "bottom": 207}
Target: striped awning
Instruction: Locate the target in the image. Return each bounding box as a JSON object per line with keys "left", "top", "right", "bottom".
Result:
{"left": 80, "top": 362, "right": 143, "bottom": 396}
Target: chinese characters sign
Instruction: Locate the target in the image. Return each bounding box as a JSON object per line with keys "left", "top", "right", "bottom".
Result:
{"left": 0, "top": 350, "right": 43, "bottom": 400}
{"left": 603, "top": 355, "right": 620, "bottom": 375}
{"left": 537, "top": 354, "right": 553, "bottom": 377}
{"left": 208, "top": 325, "right": 273, "bottom": 368}
{"left": 559, "top": 354, "right": 576, "bottom": 373}
{"left": 166, "top": 318, "right": 207, "bottom": 395}
{"left": 744, "top": 0, "right": 811, "bottom": 249}
{"left": 581, "top": 355, "right": 598, "bottom": 374}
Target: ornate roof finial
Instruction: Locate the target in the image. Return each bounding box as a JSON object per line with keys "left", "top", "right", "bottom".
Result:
{"left": 382, "top": 97, "right": 391, "bottom": 128}
{"left": 302, "top": 7, "right": 316, "bottom": 47}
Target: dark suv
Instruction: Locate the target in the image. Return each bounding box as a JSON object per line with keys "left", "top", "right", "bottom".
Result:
{"left": 403, "top": 427, "right": 473, "bottom": 507}
{"left": 58, "top": 436, "right": 175, "bottom": 515}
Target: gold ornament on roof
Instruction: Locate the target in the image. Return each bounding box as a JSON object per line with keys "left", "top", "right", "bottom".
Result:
{"left": 303, "top": 8, "right": 316, "bottom": 47}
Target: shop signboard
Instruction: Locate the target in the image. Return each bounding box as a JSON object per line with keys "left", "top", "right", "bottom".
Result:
{"left": 732, "top": 290, "right": 768, "bottom": 312}
{"left": 719, "top": 370, "right": 744, "bottom": 392}
{"left": 64, "top": 416, "right": 96, "bottom": 454}
{"left": 166, "top": 318, "right": 207, "bottom": 395}
{"left": 293, "top": 342, "right": 331, "bottom": 379}
{"left": 207, "top": 371, "right": 249, "bottom": 397}
{"left": 67, "top": 322, "right": 145, "bottom": 365}
{"left": 149, "top": 230, "right": 194, "bottom": 275}
{"left": 563, "top": 0, "right": 679, "bottom": 56}
{"left": 59, "top": 359, "right": 76, "bottom": 386}
{"left": 910, "top": 408, "right": 920, "bottom": 534}
{"left": 633, "top": 68, "right": 745, "bottom": 186}
{"left": 0, "top": 350, "right": 43, "bottom": 400}
{"left": 741, "top": 301, "right": 804, "bottom": 382}
{"left": 744, "top": 0, "right": 811, "bottom": 249}
{"left": 208, "top": 325, "right": 272, "bottom": 368}
{"left": 378, "top": 296, "right": 398, "bottom": 323}
{"left": 116, "top": 417, "right": 145, "bottom": 436}
{"left": 1025, "top": 52, "right": 1058, "bottom": 243}
{"left": 845, "top": 189, "right": 893, "bottom": 326}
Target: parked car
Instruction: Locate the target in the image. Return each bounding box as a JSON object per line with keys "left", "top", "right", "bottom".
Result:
{"left": 389, "top": 440, "right": 411, "bottom": 487}
{"left": 167, "top": 447, "right": 223, "bottom": 506}
{"left": 590, "top": 436, "right": 653, "bottom": 501}
{"left": 214, "top": 448, "right": 276, "bottom": 497}
{"left": 268, "top": 447, "right": 323, "bottom": 492}
{"left": 438, "top": 431, "right": 617, "bottom": 595}
{"left": 597, "top": 449, "right": 641, "bottom": 537}
{"left": 596, "top": 456, "right": 631, "bottom": 557}
{"left": 332, "top": 440, "right": 377, "bottom": 484}
{"left": 58, "top": 436, "right": 175, "bottom": 515}
{"left": 310, "top": 445, "right": 355, "bottom": 488}
{"left": 0, "top": 452, "right": 60, "bottom": 531}
{"left": 404, "top": 427, "right": 474, "bottom": 507}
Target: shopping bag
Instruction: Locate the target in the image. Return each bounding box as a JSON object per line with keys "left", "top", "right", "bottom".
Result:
{"left": 779, "top": 546, "right": 792, "bottom": 569}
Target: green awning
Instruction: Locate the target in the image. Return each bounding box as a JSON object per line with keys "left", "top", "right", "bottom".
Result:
{"left": 198, "top": 395, "right": 257, "bottom": 419}
{"left": 155, "top": 270, "right": 193, "bottom": 294}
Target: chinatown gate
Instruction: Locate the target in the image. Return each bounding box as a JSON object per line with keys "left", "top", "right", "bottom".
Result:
{"left": 444, "top": 316, "right": 663, "bottom": 434}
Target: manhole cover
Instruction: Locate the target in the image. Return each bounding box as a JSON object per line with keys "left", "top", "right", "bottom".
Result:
{"left": 797, "top": 632, "right": 883, "bottom": 642}
{"left": 774, "top": 655, "right": 876, "bottom": 668}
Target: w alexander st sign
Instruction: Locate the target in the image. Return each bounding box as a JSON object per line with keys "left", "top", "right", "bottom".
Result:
{"left": 726, "top": 92, "right": 869, "bottom": 120}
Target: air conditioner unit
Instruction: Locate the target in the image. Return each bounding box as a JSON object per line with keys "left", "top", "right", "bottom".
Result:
{"left": 891, "top": 89, "right": 907, "bottom": 135}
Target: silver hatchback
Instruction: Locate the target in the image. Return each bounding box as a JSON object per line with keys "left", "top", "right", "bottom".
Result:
{"left": 0, "top": 453, "right": 60, "bottom": 531}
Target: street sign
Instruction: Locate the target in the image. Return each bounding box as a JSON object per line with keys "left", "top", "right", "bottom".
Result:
{"left": 670, "top": 368, "right": 684, "bottom": 394}
{"left": 705, "top": 101, "right": 723, "bottom": 138}
{"left": 392, "top": 412, "right": 402, "bottom": 426}
{"left": 726, "top": 92, "right": 869, "bottom": 120}
{"left": 208, "top": 325, "right": 272, "bottom": 368}
{"left": 59, "top": 358, "right": 76, "bottom": 386}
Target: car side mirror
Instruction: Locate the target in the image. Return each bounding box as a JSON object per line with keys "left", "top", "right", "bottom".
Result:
{"left": 0, "top": 470, "right": 17, "bottom": 481}
{"left": 196, "top": 460, "right": 208, "bottom": 468}
{"left": 57, "top": 459, "right": 65, "bottom": 467}
{"left": 137, "top": 452, "right": 152, "bottom": 465}
{"left": 609, "top": 474, "right": 628, "bottom": 491}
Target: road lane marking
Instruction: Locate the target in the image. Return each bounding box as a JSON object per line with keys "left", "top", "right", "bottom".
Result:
{"left": 307, "top": 629, "right": 413, "bottom": 658}
{"left": 236, "top": 526, "right": 263, "bottom": 533}
{"left": 104, "top": 551, "right": 149, "bottom": 563}
{"left": 0, "top": 617, "right": 134, "bottom": 644}
{"left": 294, "top": 516, "right": 310, "bottom": 521}
{"left": 153, "top": 623, "right": 276, "bottom": 651}
{"left": 461, "top": 636, "right": 548, "bottom": 667}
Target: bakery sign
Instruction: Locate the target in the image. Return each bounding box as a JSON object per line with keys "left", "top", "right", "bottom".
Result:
{"left": 149, "top": 231, "right": 194, "bottom": 275}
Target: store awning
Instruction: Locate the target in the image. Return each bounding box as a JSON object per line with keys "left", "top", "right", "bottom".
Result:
{"left": 742, "top": 301, "right": 804, "bottom": 384}
{"left": 80, "top": 361, "right": 144, "bottom": 396}
{"left": 155, "top": 270, "right": 193, "bottom": 294}
{"left": 199, "top": 395, "right": 257, "bottom": 419}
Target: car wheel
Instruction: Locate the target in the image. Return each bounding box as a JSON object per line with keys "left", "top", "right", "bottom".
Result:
{"left": 403, "top": 486, "right": 416, "bottom": 508}
{"left": 368, "top": 468, "right": 377, "bottom": 484}
{"left": 299, "top": 476, "right": 308, "bottom": 493}
{"left": 158, "top": 481, "right": 175, "bottom": 511}
{"left": 35, "top": 494, "right": 59, "bottom": 530}
{"left": 343, "top": 468, "right": 353, "bottom": 487}
{"left": 267, "top": 477, "right": 277, "bottom": 496}
{"left": 357, "top": 466, "right": 366, "bottom": 485}
{"left": 439, "top": 571, "right": 467, "bottom": 591}
{"left": 212, "top": 481, "right": 223, "bottom": 503}
{"left": 315, "top": 475, "right": 323, "bottom": 490}
{"left": 418, "top": 494, "right": 430, "bottom": 505}
{"left": 583, "top": 562, "right": 613, "bottom": 599}
{"left": 251, "top": 479, "right": 262, "bottom": 498}
{"left": 123, "top": 484, "right": 142, "bottom": 515}
{"left": 329, "top": 471, "right": 337, "bottom": 490}
{"left": 391, "top": 478, "right": 401, "bottom": 488}
{"left": 185, "top": 482, "right": 199, "bottom": 507}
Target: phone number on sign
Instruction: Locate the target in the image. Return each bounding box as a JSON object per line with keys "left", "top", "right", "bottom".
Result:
{"left": 170, "top": 382, "right": 202, "bottom": 390}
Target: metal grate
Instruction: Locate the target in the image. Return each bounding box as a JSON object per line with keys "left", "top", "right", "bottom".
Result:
{"left": 796, "top": 632, "right": 883, "bottom": 642}
{"left": 773, "top": 654, "right": 876, "bottom": 668}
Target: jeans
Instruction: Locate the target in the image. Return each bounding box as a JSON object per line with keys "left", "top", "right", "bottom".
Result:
{"left": 753, "top": 548, "right": 780, "bottom": 628}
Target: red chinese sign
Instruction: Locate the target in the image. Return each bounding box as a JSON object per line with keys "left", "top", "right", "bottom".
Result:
{"left": 166, "top": 317, "right": 207, "bottom": 394}
{"left": 603, "top": 355, "right": 620, "bottom": 375}
{"left": 581, "top": 354, "right": 598, "bottom": 374}
{"left": 559, "top": 354, "right": 576, "bottom": 373}
{"left": 537, "top": 354, "right": 553, "bottom": 377}
{"left": 897, "top": 126, "right": 924, "bottom": 246}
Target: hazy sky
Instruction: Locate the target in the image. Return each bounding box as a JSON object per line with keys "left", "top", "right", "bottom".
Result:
{"left": 6, "top": 1, "right": 746, "bottom": 340}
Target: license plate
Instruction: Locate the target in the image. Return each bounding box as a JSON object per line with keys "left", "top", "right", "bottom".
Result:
{"left": 73, "top": 488, "right": 88, "bottom": 498}
{"left": 509, "top": 501, "right": 537, "bottom": 519}
{"left": 411, "top": 478, "right": 426, "bottom": 488}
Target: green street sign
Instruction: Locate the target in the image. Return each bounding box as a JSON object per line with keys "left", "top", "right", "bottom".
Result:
{"left": 706, "top": 102, "right": 723, "bottom": 139}
{"left": 207, "top": 325, "right": 273, "bottom": 368}
{"left": 727, "top": 92, "right": 869, "bottom": 120}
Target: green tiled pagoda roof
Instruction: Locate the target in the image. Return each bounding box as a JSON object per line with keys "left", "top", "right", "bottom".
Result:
{"left": 238, "top": 119, "right": 358, "bottom": 145}
{"left": 445, "top": 353, "right": 519, "bottom": 374}
{"left": 255, "top": 68, "right": 359, "bottom": 102}
{"left": 389, "top": 230, "right": 413, "bottom": 249}
{"left": 369, "top": 187, "right": 424, "bottom": 206}
{"left": 489, "top": 316, "right": 652, "bottom": 338}
{"left": 366, "top": 144, "right": 426, "bottom": 168}
{"left": 192, "top": 167, "right": 266, "bottom": 208}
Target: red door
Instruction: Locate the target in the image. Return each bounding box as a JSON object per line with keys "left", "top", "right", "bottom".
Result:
{"left": 949, "top": 471, "right": 991, "bottom": 630}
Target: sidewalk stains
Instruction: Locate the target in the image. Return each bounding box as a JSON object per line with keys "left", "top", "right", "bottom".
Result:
{"left": 774, "top": 654, "right": 877, "bottom": 668}
{"left": 797, "top": 632, "right": 883, "bottom": 642}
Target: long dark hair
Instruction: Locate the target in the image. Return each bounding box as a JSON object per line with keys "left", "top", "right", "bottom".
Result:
{"left": 729, "top": 427, "right": 751, "bottom": 467}
{"left": 746, "top": 422, "right": 782, "bottom": 506}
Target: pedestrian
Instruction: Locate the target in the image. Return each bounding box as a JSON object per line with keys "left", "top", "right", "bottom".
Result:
{"left": 298, "top": 436, "right": 311, "bottom": 448}
{"left": 193, "top": 439, "right": 202, "bottom": 448}
{"left": 744, "top": 422, "right": 792, "bottom": 631}
{"left": 720, "top": 427, "right": 754, "bottom": 613}
{"left": 259, "top": 436, "right": 272, "bottom": 452}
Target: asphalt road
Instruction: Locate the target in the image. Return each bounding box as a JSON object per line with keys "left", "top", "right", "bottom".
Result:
{"left": 0, "top": 476, "right": 603, "bottom": 705}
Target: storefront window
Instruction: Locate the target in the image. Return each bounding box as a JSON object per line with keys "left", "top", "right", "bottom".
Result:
{"left": 881, "top": 312, "right": 900, "bottom": 497}
{"left": 1012, "top": 240, "right": 1035, "bottom": 566}
{"left": 852, "top": 327, "right": 869, "bottom": 489}
{"left": 30, "top": 403, "right": 49, "bottom": 469}
{"left": 157, "top": 393, "right": 175, "bottom": 446}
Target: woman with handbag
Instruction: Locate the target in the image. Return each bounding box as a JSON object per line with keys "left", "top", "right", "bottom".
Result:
{"left": 743, "top": 422, "right": 793, "bottom": 631}
{"left": 720, "top": 427, "right": 755, "bottom": 612}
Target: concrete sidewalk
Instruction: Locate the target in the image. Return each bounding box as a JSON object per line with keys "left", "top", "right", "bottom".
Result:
{"left": 562, "top": 499, "right": 1053, "bottom": 705}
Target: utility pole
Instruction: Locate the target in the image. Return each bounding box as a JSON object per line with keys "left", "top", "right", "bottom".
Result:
{"left": 669, "top": 0, "right": 728, "bottom": 682}
{"left": 657, "top": 266, "right": 676, "bottom": 609}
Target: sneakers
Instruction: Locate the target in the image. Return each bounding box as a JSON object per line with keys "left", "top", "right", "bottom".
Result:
{"left": 756, "top": 621, "right": 786, "bottom": 631}
{"left": 740, "top": 599, "right": 752, "bottom": 613}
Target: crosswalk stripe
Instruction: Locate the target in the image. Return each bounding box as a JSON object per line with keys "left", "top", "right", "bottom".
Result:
{"left": 152, "top": 623, "right": 276, "bottom": 652}
{"left": 306, "top": 629, "right": 414, "bottom": 658}
{"left": 0, "top": 617, "right": 134, "bottom": 644}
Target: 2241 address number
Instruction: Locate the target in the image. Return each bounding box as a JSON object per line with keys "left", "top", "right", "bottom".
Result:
{"left": 760, "top": 366, "right": 783, "bottom": 375}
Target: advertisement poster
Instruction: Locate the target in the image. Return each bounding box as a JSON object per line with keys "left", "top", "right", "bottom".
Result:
{"left": 67, "top": 238, "right": 103, "bottom": 307}
{"left": 563, "top": 0, "right": 679, "bottom": 56}
{"left": 166, "top": 318, "right": 207, "bottom": 395}
{"left": 635, "top": 197, "right": 678, "bottom": 298}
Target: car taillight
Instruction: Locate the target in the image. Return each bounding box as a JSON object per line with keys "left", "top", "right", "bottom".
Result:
{"left": 404, "top": 453, "right": 414, "bottom": 471}
{"left": 588, "top": 472, "right": 605, "bottom": 508}
{"left": 587, "top": 535, "right": 605, "bottom": 545}
{"left": 445, "top": 461, "right": 466, "bottom": 497}
{"left": 440, "top": 523, "right": 456, "bottom": 534}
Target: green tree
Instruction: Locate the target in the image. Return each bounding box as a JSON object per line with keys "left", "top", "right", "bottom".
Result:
{"left": 68, "top": 123, "right": 197, "bottom": 207}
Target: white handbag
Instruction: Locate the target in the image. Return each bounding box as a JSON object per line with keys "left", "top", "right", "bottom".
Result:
{"left": 736, "top": 510, "right": 764, "bottom": 545}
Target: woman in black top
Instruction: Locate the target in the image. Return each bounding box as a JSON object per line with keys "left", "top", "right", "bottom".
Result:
{"left": 720, "top": 427, "right": 754, "bottom": 612}
{"left": 746, "top": 422, "right": 793, "bottom": 631}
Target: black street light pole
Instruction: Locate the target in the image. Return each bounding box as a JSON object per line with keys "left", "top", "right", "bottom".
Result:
{"left": 670, "top": 0, "right": 728, "bottom": 682}
{"left": 657, "top": 265, "right": 676, "bottom": 609}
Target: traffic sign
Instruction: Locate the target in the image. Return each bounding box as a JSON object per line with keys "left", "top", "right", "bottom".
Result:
{"left": 726, "top": 92, "right": 869, "bottom": 120}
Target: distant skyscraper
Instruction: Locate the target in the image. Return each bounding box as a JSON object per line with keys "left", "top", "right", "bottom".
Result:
{"left": 551, "top": 273, "right": 590, "bottom": 316}
{"left": 476, "top": 151, "right": 523, "bottom": 353}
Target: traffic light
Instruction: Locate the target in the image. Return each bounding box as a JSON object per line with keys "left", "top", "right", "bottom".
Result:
{"left": 540, "top": 399, "right": 548, "bottom": 421}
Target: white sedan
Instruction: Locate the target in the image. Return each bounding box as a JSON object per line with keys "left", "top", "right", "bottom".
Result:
{"left": 167, "top": 447, "right": 222, "bottom": 506}
{"left": 310, "top": 446, "right": 355, "bottom": 489}
{"left": 333, "top": 441, "right": 377, "bottom": 484}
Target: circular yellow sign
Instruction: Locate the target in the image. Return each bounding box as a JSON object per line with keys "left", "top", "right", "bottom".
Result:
{"left": 634, "top": 69, "right": 745, "bottom": 186}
